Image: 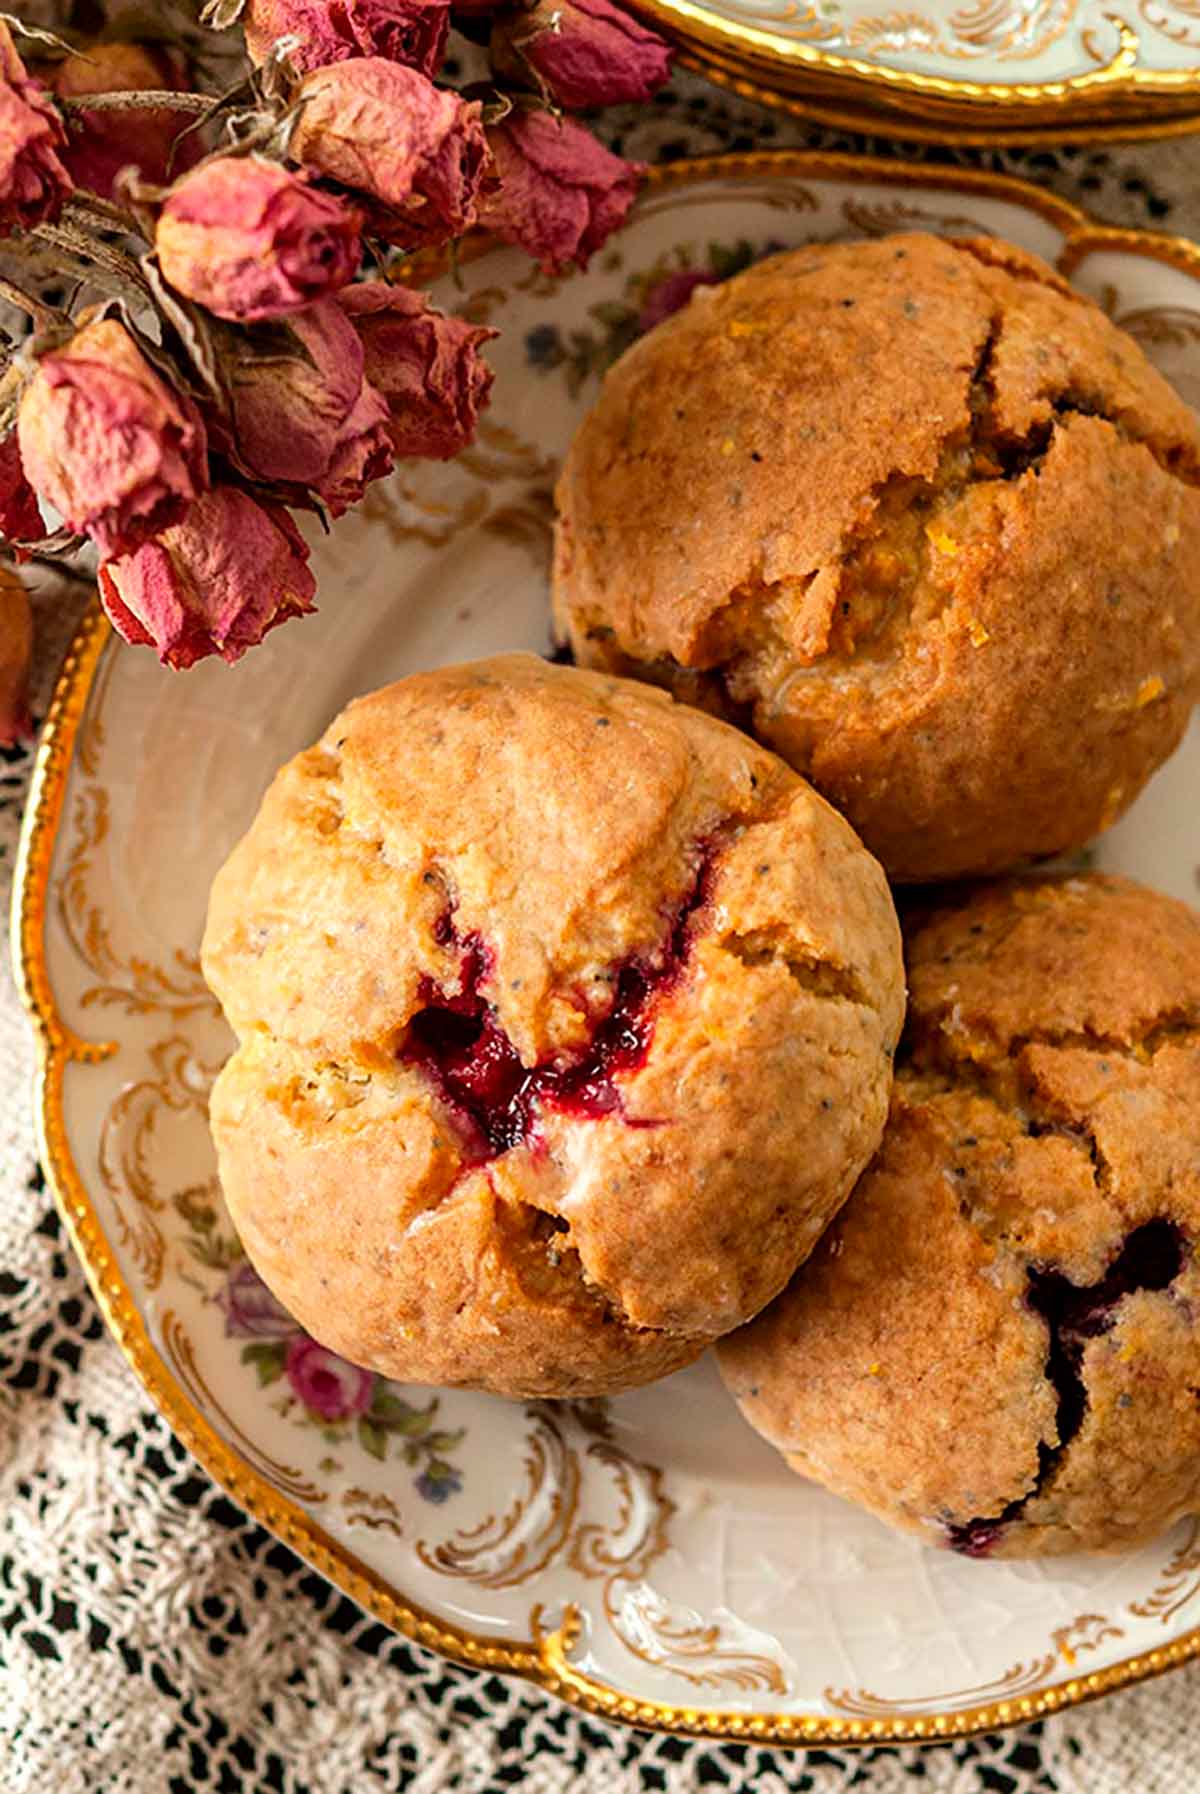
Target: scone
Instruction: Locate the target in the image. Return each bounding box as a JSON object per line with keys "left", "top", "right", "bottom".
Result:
{"left": 554, "top": 233, "right": 1200, "bottom": 881}
{"left": 719, "top": 873, "right": 1200, "bottom": 1558}
{"left": 203, "top": 654, "right": 904, "bottom": 1398}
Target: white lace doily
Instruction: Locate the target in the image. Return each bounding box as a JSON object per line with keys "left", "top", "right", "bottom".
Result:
{"left": 5, "top": 78, "right": 1200, "bottom": 1794}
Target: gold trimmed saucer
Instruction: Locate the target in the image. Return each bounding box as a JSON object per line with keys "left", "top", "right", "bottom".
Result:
{"left": 631, "top": 0, "right": 1200, "bottom": 140}
{"left": 676, "top": 44, "right": 1200, "bottom": 143}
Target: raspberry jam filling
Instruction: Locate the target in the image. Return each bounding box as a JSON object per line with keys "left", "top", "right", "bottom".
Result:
{"left": 948, "top": 1218, "right": 1186, "bottom": 1557}
{"left": 401, "top": 855, "right": 714, "bottom": 1163}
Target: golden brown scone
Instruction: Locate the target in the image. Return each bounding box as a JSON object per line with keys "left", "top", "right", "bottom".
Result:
{"left": 554, "top": 233, "right": 1200, "bottom": 881}
{"left": 203, "top": 654, "right": 904, "bottom": 1398}
{"left": 719, "top": 873, "right": 1200, "bottom": 1558}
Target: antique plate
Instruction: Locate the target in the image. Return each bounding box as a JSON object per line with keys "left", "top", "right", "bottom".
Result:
{"left": 628, "top": 0, "right": 1200, "bottom": 137}
{"left": 15, "top": 153, "right": 1200, "bottom": 1746}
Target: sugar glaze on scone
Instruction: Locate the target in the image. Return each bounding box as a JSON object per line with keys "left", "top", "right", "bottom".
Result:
{"left": 554, "top": 233, "right": 1200, "bottom": 881}
{"left": 203, "top": 654, "right": 904, "bottom": 1398}
{"left": 719, "top": 874, "right": 1200, "bottom": 1558}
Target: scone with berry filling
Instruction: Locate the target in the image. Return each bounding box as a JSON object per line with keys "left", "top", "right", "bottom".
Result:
{"left": 554, "top": 233, "right": 1200, "bottom": 881}
{"left": 202, "top": 654, "right": 904, "bottom": 1398}
{"left": 719, "top": 873, "right": 1200, "bottom": 1557}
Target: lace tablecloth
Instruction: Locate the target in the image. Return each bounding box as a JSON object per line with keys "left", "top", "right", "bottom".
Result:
{"left": 4, "top": 76, "right": 1200, "bottom": 1794}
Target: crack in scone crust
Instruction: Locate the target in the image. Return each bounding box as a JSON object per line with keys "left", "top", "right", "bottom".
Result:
{"left": 718, "top": 873, "right": 1200, "bottom": 1557}
{"left": 203, "top": 655, "right": 904, "bottom": 1395}
{"left": 556, "top": 232, "right": 1200, "bottom": 879}
{"left": 898, "top": 886, "right": 1200, "bottom": 1550}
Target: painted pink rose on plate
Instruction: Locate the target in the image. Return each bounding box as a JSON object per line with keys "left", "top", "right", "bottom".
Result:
{"left": 285, "top": 1336, "right": 376, "bottom": 1421}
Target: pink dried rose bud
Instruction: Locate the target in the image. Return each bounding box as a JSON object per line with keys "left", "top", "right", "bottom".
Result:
{"left": 222, "top": 298, "right": 367, "bottom": 486}
{"left": 0, "top": 432, "right": 44, "bottom": 553}
{"left": 491, "top": 0, "right": 671, "bottom": 109}
{"left": 0, "top": 563, "right": 32, "bottom": 744}
{"left": 98, "top": 486, "right": 316, "bottom": 669}
{"left": 156, "top": 156, "right": 362, "bottom": 322}
{"left": 290, "top": 59, "right": 487, "bottom": 248}
{"left": 0, "top": 22, "right": 73, "bottom": 231}
{"left": 244, "top": 0, "right": 451, "bottom": 80}
{"left": 37, "top": 42, "right": 201, "bottom": 202}
{"left": 477, "top": 109, "right": 642, "bottom": 274}
{"left": 338, "top": 281, "right": 495, "bottom": 459}
{"left": 17, "top": 316, "right": 208, "bottom": 559}
{"left": 314, "top": 378, "right": 393, "bottom": 514}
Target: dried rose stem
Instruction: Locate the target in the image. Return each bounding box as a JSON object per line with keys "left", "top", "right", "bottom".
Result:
{"left": 0, "top": 277, "right": 62, "bottom": 330}
{"left": 57, "top": 90, "right": 216, "bottom": 115}
{"left": 29, "top": 220, "right": 151, "bottom": 295}
{"left": 63, "top": 191, "right": 141, "bottom": 236}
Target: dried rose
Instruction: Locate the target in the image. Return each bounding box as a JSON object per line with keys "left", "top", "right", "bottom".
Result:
{"left": 338, "top": 281, "right": 494, "bottom": 459}
{"left": 289, "top": 59, "right": 487, "bottom": 248}
{"left": 37, "top": 42, "right": 201, "bottom": 202}
{"left": 221, "top": 299, "right": 366, "bottom": 486}
{"left": 477, "top": 109, "right": 641, "bottom": 274}
{"left": 0, "top": 432, "right": 44, "bottom": 552}
{"left": 0, "top": 22, "right": 73, "bottom": 231}
{"left": 314, "top": 379, "right": 393, "bottom": 515}
{"left": 156, "top": 156, "right": 362, "bottom": 322}
{"left": 0, "top": 563, "right": 32, "bottom": 744}
{"left": 97, "top": 486, "right": 316, "bottom": 669}
{"left": 244, "top": 0, "right": 450, "bottom": 79}
{"left": 18, "top": 317, "right": 208, "bottom": 559}
{"left": 491, "top": 0, "right": 671, "bottom": 109}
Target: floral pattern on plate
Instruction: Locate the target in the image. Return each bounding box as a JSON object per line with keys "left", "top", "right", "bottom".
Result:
{"left": 175, "top": 1186, "right": 467, "bottom": 1500}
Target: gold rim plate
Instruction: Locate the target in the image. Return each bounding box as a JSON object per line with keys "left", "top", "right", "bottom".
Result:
{"left": 14, "top": 151, "right": 1200, "bottom": 1746}
{"left": 632, "top": 0, "right": 1200, "bottom": 135}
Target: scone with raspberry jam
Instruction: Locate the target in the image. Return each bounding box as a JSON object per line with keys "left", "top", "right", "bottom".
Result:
{"left": 203, "top": 654, "right": 904, "bottom": 1398}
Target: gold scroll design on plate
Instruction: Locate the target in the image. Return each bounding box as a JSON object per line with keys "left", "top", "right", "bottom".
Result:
{"left": 844, "top": 0, "right": 1078, "bottom": 61}
{"left": 699, "top": 0, "right": 842, "bottom": 41}
{"left": 160, "top": 1307, "right": 328, "bottom": 1506}
{"left": 359, "top": 417, "right": 557, "bottom": 571}
{"left": 826, "top": 1612, "right": 1126, "bottom": 1715}
{"left": 417, "top": 1404, "right": 789, "bottom": 1695}
{"left": 57, "top": 744, "right": 222, "bottom": 1290}
{"left": 342, "top": 1487, "right": 406, "bottom": 1539}
{"left": 634, "top": 181, "right": 819, "bottom": 232}
{"left": 836, "top": 196, "right": 999, "bottom": 239}
{"left": 454, "top": 256, "right": 576, "bottom": 328}
{"left": 1129, "top": 1515, "right": 1200, "bottom": 1624}
{"left": 58, "top": 775, "right": 218, "bottom": 1025}
{"left": 1139, "top": 0, "right": 1200, "bottom": 47}
{"left": 98, "top": 1033, "right": 224, "bottom": 1292}
{"left": 1096, "top": 298, "right": 1200, "bottom": 404}
{"left": 1110, "top": 301, "right": 1200, "bottom": 350}
{"left": 642, "top": 196, "right": 993, "bottom": 264}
